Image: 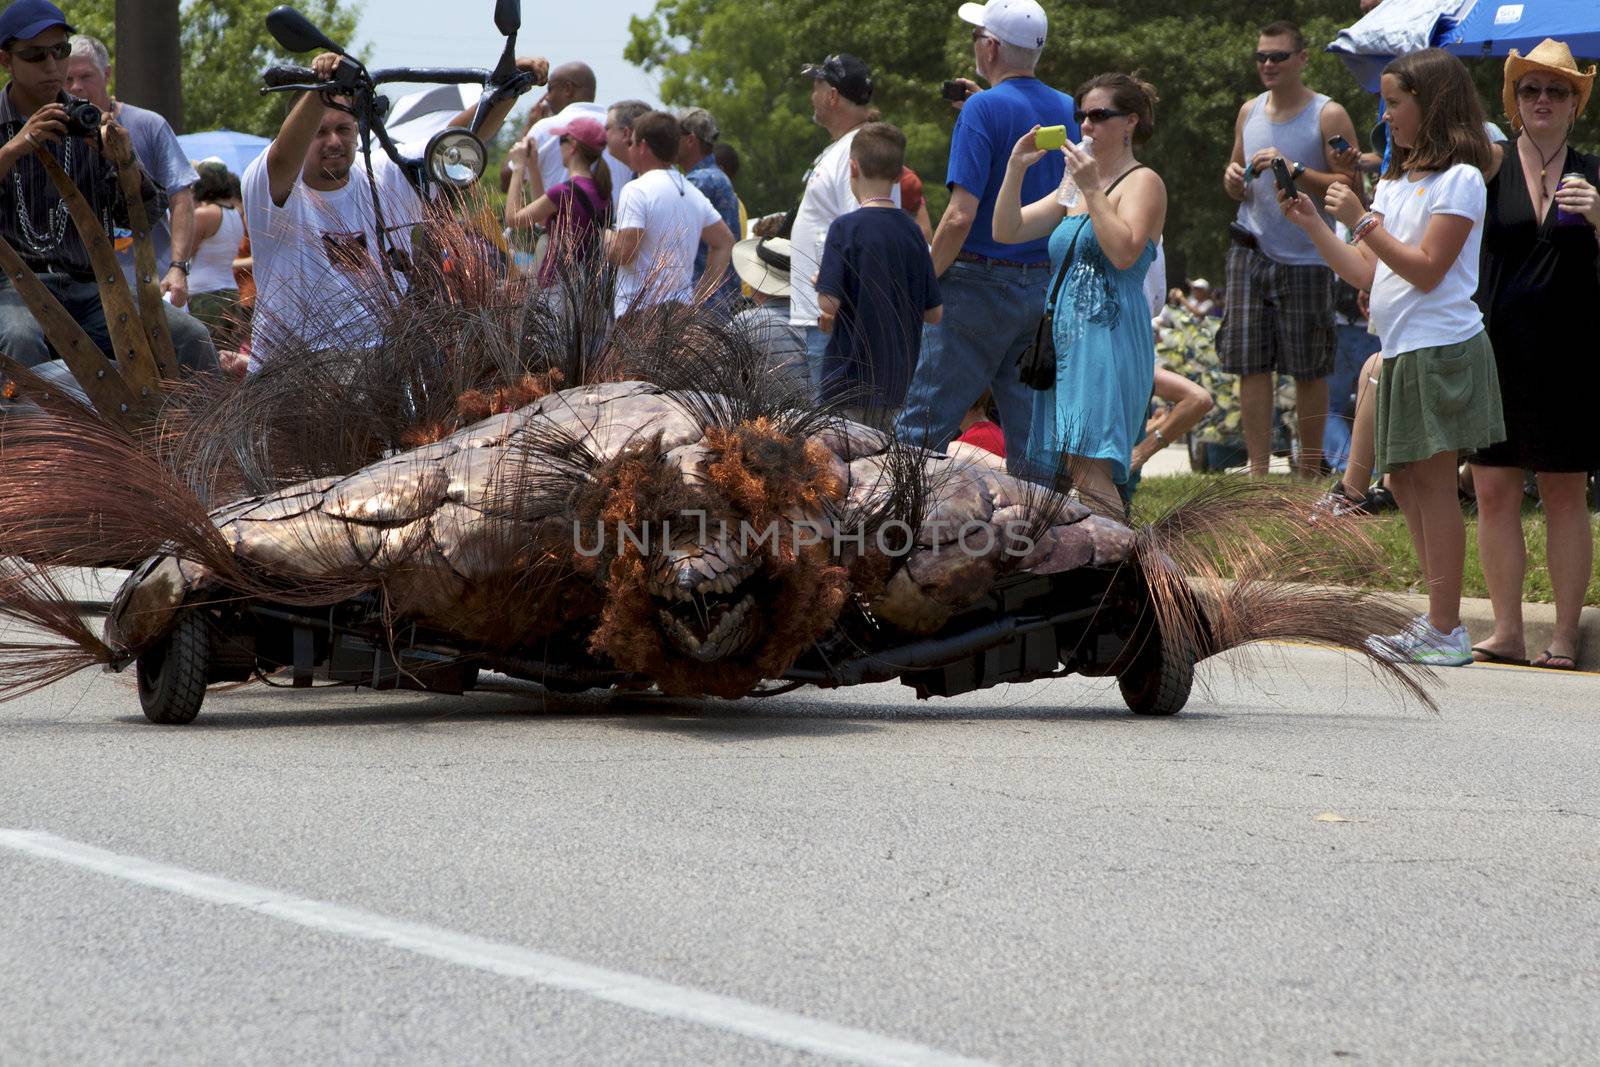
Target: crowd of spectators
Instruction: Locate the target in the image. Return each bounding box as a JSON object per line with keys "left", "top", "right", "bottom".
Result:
{"left": 0, "top": 0, "right": 1596, "bottom": 666}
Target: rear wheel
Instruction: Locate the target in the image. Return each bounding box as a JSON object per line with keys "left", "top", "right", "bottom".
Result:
{"left": 1117, "top": 626, "right": 1196, "bottom": 716}
{"left": 137, "top": 611, "right": 211, "bottom": 725}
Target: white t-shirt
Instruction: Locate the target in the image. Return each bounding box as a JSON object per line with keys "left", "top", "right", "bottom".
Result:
{"left": 530, "top": 101, "right": 634, "bottom": 214}
{"left": 242, "top": 145, "right": 426, "bottom": 358}
{"left": 788, "top": 127, "right": 900, "bottom": 327}
{"left": 1368, "top": 163, "right": 1486, "bottom": 359}
{"left": 613, "top": 167, "right": 721, "bottom": 317}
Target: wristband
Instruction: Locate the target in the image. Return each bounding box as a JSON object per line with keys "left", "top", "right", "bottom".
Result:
{"left": 1153, "top": 427, "right": 1167, "bottom": 445}
{"left": 1351, "top": 213, "right": 1380, "bottom": 243}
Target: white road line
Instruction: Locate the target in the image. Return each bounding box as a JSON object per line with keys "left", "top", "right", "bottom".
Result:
{"left": 0, "top": 829, "right": 996, "bottom": 1067}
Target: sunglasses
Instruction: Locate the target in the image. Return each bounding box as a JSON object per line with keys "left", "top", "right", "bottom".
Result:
{"left": 1255, "top": 50, "right": 1294, "bottom": 65}
{"left": 1075, "top": 108, "right": 1131, "bottom": 124}
{"left": 1517, "top": 82, "right": 1575, "bottom": 102}
{"left": 7, "top": 42, "right": 71, "bottom": 63}
{"left": 971, "top": 28, "right": 999, "bottom": 44}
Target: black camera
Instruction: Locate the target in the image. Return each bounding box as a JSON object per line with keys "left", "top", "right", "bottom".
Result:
{"left": 58, "top": 94, "right": 103, "bottom": 138}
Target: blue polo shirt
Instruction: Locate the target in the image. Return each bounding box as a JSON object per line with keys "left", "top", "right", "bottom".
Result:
{"left": 947, "top": 77, "right": 1077, "bottom": 264}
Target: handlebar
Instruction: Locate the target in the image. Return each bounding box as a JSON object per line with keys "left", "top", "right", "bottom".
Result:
{"left": 261, "top": 64, "right": 494, "bottom": 92}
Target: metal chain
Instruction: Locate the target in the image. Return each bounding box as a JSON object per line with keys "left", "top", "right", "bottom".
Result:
{"left": 10, "top": 136, "right": 76, "bottom": 256}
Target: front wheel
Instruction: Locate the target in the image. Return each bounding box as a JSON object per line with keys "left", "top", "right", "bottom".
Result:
{"left": 1117, "top": 627, "right": 1196, "bottom": 716}
{"left": 137, "top": 611, "right": 211, "bottom": 725}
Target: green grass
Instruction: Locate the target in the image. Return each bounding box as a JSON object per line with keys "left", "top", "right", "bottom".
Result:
{"left": 1134, "top": 473, "right": 1600, "bottom": 606}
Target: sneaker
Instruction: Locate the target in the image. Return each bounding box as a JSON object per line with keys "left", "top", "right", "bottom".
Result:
{"left": 1367, "top": 617, "right": 1473, "bottom": 666}
{"left": 1311, "top": 484, "right": 1371, "bottom": 521}
{"left": 1365, "top": 614, "right": 1427, "bottom": 657}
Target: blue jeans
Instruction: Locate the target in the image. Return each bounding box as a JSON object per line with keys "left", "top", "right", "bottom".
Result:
{"left": 804, "top": 325, "right": 829, "bottom": 402}
{"left": 1323, "top": 323, "right": 1380, "bottom": 472}
{"left": 895, "top": 259, "right": 1051, "bottom": 461}
{"left": 0, "top": 272, "right": 218, "bottom": 375}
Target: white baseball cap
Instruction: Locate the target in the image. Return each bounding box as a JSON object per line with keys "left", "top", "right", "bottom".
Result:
{"left": 958, "top": 0, "right": 1047, "bottom": 49}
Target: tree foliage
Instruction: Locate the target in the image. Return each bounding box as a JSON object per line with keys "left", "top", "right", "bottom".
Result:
{"left": 69, "top": 0, "right": 363, "bottom": 135}
{"left": 627, "top": 0, "right": 1591, "bottom": 282}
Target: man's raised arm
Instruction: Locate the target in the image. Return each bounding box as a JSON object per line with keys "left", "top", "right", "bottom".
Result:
{"left": 263, "top": 52, "right": 345, "bottom": 207}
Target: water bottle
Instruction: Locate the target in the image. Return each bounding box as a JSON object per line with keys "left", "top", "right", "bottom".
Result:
{"left": 1055, "top": 134, "right": 1095, "bottom": 209}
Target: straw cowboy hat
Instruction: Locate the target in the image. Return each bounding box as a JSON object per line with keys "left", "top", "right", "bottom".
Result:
{"left": 1504, "top": 38, "right": 1596, "bottom": 129}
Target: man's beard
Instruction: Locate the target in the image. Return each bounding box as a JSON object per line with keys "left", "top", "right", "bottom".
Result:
{"left": 317, "top": 155, "right": 353, "bottom": 182}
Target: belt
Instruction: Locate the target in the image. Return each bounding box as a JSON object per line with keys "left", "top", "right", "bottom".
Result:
{"left": 955, "top": 251, "right": 1043, "bottom": 268}
{"left": 1227, "top": 223, "right": 1260, "bottom": 251}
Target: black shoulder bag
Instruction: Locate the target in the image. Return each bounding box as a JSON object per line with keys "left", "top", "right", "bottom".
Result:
{"left": 1017, "top": 165, "right": 1148, "bottom": 391}
{"left": 1017, "top": 227, "right": 1081, "bottom": 391}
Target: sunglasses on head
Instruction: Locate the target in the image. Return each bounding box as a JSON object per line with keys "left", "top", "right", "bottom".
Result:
{"left": 1075, "top": 108, "right": 1131, "bottom": 124}
{"left": 1255, "top": 50, "right": 1294, "bottom": 64}
{"left": 7, "top": 42, "right": 71, "bottom": 63}
{"left": 1517, "top": 82, "right": 1574, "bottom": 102}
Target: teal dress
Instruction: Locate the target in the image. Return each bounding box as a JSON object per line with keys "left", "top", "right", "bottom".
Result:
{"left": 1026, "top": 215, "right": 1156, "bottom": 487}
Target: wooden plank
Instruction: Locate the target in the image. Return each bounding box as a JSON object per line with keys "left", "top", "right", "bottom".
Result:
{"left": 112, "top": 152, "right": 180, "bottom": 380}
{"left": 32, "top": 145, "right": 164, "bottom": 409}
{"left": 0, "top": 234, "right": 139, "bottom": 431}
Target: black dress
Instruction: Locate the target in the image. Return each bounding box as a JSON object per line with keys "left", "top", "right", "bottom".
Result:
{"left": 1471, "top": 139, "right": 1600, "bottom": 471}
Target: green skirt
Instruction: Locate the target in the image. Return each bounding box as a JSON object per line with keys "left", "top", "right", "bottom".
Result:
{"left": 1374, "top": 330, "right": 1505, "bottom": 473}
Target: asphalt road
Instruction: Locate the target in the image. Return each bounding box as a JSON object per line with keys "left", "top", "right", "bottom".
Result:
{"left": 1, "top": 646, "right": 1596, "bottom": 1066}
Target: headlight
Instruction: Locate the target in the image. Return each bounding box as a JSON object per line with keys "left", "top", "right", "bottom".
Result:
{"left": 424, "top": 129, "right": 486, "bottom": 188}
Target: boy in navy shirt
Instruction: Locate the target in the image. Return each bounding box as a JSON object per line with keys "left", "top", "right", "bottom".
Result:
{"left": 815, "top": 123, "right": 942, "bottom": 424}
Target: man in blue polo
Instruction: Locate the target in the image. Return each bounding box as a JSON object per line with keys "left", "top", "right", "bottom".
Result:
{"left": 896, "top": 0, "right": 1075, "bottom": 462}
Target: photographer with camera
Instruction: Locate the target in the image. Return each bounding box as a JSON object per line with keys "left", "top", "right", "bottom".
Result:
{"left": 0, "top": 0, "right": 217, "bottom": 377}
{"left": 894, "top": 0, "right": 1074, "bottom": 462}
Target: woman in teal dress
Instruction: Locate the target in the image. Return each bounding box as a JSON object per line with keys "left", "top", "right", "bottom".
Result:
{"left": 992, "top": 73, "right": 1169, "bottom": 518}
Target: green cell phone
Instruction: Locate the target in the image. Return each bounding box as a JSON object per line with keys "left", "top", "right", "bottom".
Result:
{"left": 1034, "top": 125, "right": 1067, "bottom": 150}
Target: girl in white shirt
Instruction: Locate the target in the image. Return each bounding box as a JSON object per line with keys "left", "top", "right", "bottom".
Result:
{"left": 1282, "top": 48, "right": 1505, "bottom": 667}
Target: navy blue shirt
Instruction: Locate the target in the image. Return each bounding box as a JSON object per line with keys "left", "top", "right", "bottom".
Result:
{"left": 816, "top": 206, "right": 942, "bottom": 407}
{"left": 947, "top": 77, "right": 1077, "bottom": 264}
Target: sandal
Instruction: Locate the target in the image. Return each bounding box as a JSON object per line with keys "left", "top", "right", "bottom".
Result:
{"left": 1471, "top": 645, "right": 1529, "bottom": 666}
{"left": 1531, "top": 650, "right": 1578, "bottom": 671}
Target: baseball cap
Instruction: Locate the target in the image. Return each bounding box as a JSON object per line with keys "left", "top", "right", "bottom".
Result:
{"left": 0, "top": 0, "right": 75, "bottom": 49}
{"left": 676, "top": 106, "right": 719, "bottom": 145}
{"left": 731, "top": 237, "right": 793, "bottom": 299}
{"left": 550, "top": 115, "right": 606, "bottom": 153}
{"left": 801, "top": 53, "right": 873, "bottom": 106}
{"left": 957, "top": 0, "right": 1047, "bottom": 49}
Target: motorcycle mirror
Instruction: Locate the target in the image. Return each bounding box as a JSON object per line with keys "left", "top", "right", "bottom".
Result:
{"left": 494, "top": 0, "right": 521, "bottom": 36}
{"left": 265, "top": 5, "right": 347, "bottom": 55}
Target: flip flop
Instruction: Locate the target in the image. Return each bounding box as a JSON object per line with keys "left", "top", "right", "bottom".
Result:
{"left": 1471, "top": 645, "right": 1529, "bottom": 666}
{"left": 1531, "top": 650, "right": 1578, "bottom": 671}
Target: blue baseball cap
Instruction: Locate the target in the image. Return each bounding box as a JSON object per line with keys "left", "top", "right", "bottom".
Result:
{"left": 0, "top": 0, "right": 76, "bottom": 49}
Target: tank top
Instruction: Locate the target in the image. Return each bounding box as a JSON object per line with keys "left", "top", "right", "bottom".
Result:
{"left": 1235, "top": 91, "right": 1333, "bottom": 266}
{"left": 189, "top": 205, "right": 246, "bottom": 294}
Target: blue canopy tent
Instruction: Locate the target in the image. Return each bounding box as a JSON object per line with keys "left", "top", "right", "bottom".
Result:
{"left": 175, "top": 130, "right": 271, "bottom": 176}
{"left": 1442, "top": 0, "right": 1600, "bottom": 59}
{"left": 1329, "top": 0, "right": 1478, "bottom": 90}
{"left": 1331, "top": 0, "right": 1600, "bottom": 88}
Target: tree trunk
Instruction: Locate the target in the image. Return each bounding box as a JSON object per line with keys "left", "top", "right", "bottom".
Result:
{"left": 114, "top": 0, "right": 183, "bottom": 133}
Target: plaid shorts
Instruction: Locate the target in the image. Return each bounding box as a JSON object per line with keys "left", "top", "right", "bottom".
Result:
{"left": 1216, "top": 245, "right": 1336, "bottom": 380}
